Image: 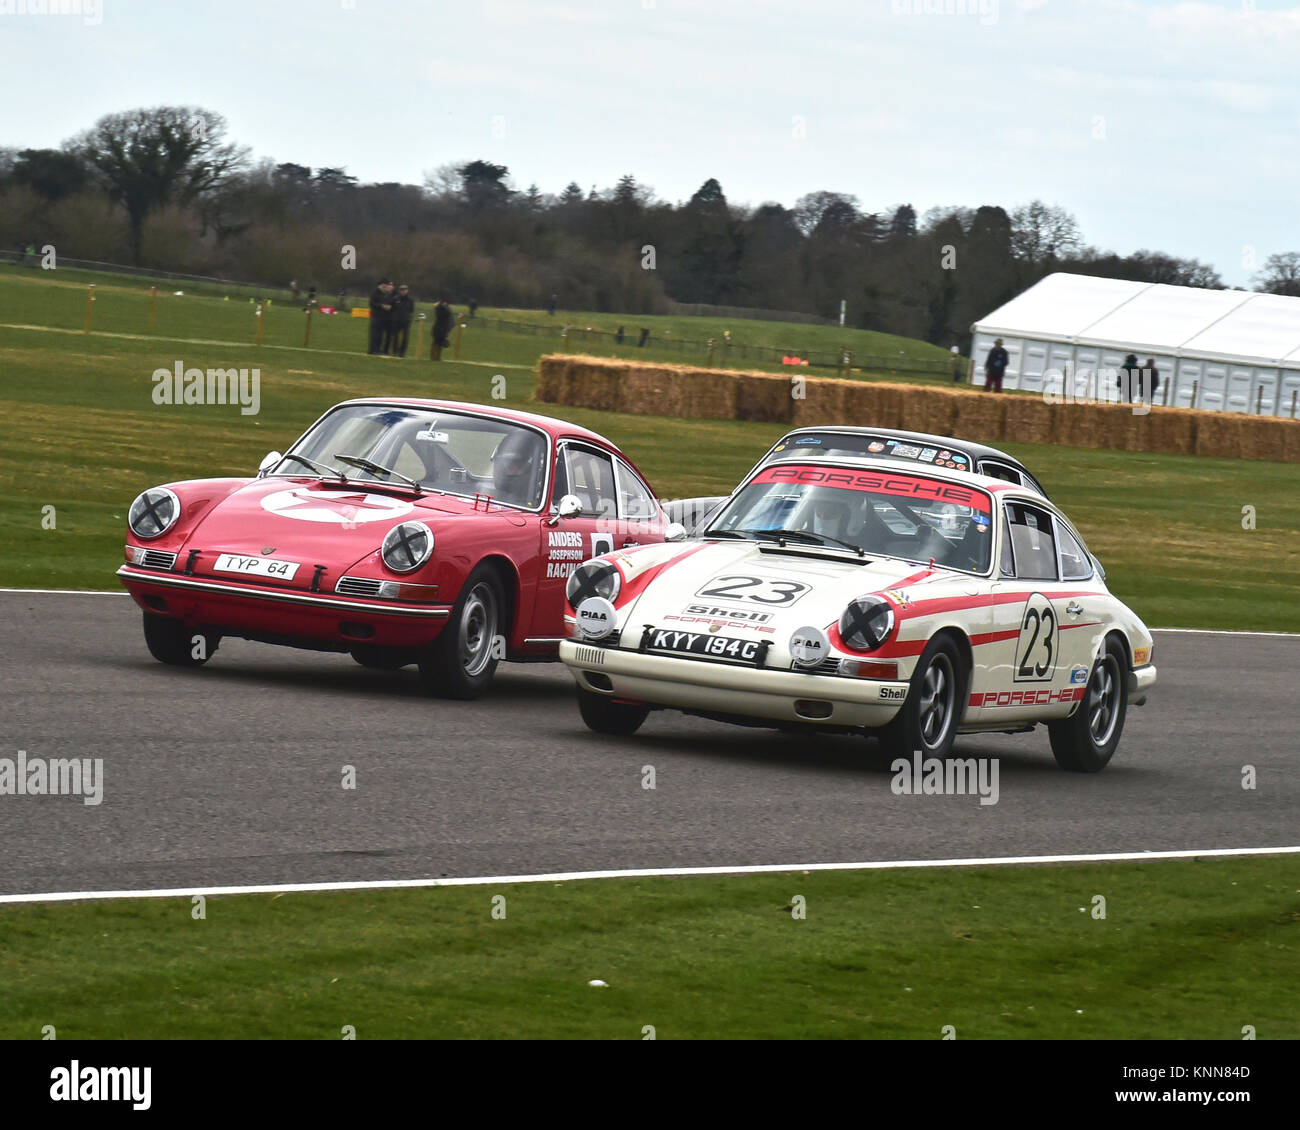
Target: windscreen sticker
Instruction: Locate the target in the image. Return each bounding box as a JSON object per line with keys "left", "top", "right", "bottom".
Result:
{"left": 752, "top": 465, "right": 992, "bottom": 514}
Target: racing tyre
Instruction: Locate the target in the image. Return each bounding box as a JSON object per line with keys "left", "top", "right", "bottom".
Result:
{"left": 142, "top": 613, "right": 219, "bottom": 667}
{"left": 417, "top": 566, "right": 503, "bottom": 700}
{"left": 878, "top": 634, "right": 964, "bottom": 760}
{"left": 1048, "top": 637, "right": 1126, "bottom": 772}
{"left": 577, "top": 690, "right": 649, "bottom": 736}
{"left": 350, "top": 645, "right": 411, "bottom": 670}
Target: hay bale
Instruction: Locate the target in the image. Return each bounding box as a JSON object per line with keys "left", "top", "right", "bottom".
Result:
{"left": 615, "top": 364, "right": 678, "bottom": 416}
{"left": 1142, "top": 408, "right": 1197, "bottom": 455}
{"left": 1194, "top": 413, "right": 1248, "bottom": 459}
{"left": 564, "top": 354, "right": 622, "bottom": 413}
{"left": 1003, "top": 396, "right": 1053, "bottom": 445}
{"left": 792, "top": 377, "right": 853, "bottom": 426}
{"left": 535, "top": 354, "right": 570, "bottom": 405}
{"left": 736, "top": 371, "right": 795, "bottom": 423}
{"left": 901, "top": 387, "right": 958, "bottom": 437}
{"left": 679, "top": 366, "right": 740, "bottom": 419}
{"left": 1281, "top": 418, "right": 1300, "bottom": 463}
{"left": 951, "top": 392, "right": 1008, "bottom": 445}
{"left": 1050, "top": 401, "right": 1114, "bottom": 450}
{"left": 1234, "top": 415, "right": 1289, "bottom": 463}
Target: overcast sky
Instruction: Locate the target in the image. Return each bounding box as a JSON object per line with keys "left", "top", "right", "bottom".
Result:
{"left": 6, "top": 0, "right": 1297, "bottom": 286}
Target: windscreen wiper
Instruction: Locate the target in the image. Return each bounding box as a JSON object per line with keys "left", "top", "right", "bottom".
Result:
{"left": 279, "top": 453, "right": 342, "bottom": 478}
{"left": 333, "top": 454, "right": 424, "bottom": 494}
{"left": 751, "top": 527, "right": 865, "bottom": 557}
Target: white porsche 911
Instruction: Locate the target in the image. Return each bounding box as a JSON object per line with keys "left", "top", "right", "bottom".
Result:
{"left": 559, "top": 455, "right": 1157, "bottom": 772}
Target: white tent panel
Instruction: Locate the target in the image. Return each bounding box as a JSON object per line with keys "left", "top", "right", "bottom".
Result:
{"left": 971, "top": 273, "right": 1300, "bottom": 416}
{"left": 1078, "top": 284, "right": 1255, "bottom": 355}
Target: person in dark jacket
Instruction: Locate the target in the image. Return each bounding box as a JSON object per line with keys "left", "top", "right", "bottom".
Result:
{"left": 984, "top": 339, "right": 1009, "bottom": 392}
{"left": 368, "top": 279, "right": 394, "bottom": 354}
{"left": 389, "top": 285, "right": 415, "bottom": 357}
{"left": 431, "top": 298, "right": 454, "bottom": 361}
{"left": 1145, "top": 357, "right": 1160, "bottom": 404}
{"left": 1121, "top": 353, "right": 1139, "bottom": 402}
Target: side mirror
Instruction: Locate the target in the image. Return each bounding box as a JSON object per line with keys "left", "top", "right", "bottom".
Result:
{"left": 665, "top": 522, "right": 688, "bottom": 542}
{"left": 546, "top": 493, "right": 583, "bottom": 527}
{"left": 258, "top": 451, "right": 282, "bottom": 477}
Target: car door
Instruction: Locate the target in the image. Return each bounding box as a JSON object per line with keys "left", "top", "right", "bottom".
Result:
{"left": 977, "top": 500, "right": 1090, "bottom": 721}
{"left": 529, "top": 442, "right": 624, "bottom": 641}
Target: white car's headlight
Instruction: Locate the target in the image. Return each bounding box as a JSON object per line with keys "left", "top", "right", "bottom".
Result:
{"left": 839, "top": 598, "right": 894, "bottom": 651}
{"left": 381, "top": 522, "right": 434, "bottom": 573}
{"left": 566, "top": 560, "right": 620, "bottom": 607}
{"left": 128, "top": 487, "right": 181, "bottom": 539}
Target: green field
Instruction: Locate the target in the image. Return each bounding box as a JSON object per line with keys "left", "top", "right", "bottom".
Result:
{"left": 1, "top": 857, "right": 1295, "bottom": 1039}
{"left": 0, "top": 262, "right": 1295, "bottom": 629}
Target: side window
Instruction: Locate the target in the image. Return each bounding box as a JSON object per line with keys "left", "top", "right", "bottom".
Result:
{"left": 1006, "top": 502, "right": 1059, "bottom": 581}
{"left": 999, "top": 512, "right": 1016, "bottom": 576}
{"left": 563, "top": 446, "right": 616, "bottom": 518}
{"left": 550, "top": 447, "right": 569, "bottom": 506}
{"left": 1056, "top": 523, "right": 1092, "bottom": 581}
{"left": 980, "top": 461, "right": 1022, "bottom": 485}
{"left": 615, "top": 459, "right": 657, "bottom": 521}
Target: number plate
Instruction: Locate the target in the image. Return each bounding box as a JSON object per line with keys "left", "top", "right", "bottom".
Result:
{"left": 646, "top": 628, "right": 764, "bottom": 665}
{"left": 213, "top": 553, "right": 301, "bottom": 580}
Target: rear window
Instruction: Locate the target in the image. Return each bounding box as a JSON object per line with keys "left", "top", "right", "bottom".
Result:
{"left": 763, "top": 432, "right": 974, "bottom": 473}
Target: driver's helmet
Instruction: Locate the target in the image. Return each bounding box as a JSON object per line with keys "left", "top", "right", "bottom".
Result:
{"left": 806, "top": 491, "right": 849, "bottom": 539}
{"left": 491, "top": 429, "right": 544, "bottom": 506}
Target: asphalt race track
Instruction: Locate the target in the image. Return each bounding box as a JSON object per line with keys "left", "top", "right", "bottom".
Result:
{"left": 1, "top": 592, "right": 1295, "bottom": 897}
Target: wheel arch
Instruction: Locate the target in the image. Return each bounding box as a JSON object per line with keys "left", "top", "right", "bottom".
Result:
{"left": 928, "top": 623, "right": 974, "bottom": 718}
{"left": 474, "top": 553, "right": 521, "bottom": 642}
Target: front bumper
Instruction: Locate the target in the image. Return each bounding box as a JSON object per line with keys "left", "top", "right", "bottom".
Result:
{"left": 559, "top": 639, "right": 909, "bottom": 728}
{"left": 118, "top": 564, "right": 450, "bottom": 647}
{"left": 1127, "top": 663, "right": 1157, "bottom": 706}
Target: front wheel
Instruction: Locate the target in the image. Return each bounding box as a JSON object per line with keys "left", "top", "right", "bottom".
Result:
{"left": 577, "top": 691, "right": 649, "bottom": 736}
{"left": 1048, "top": 638, "right": 1127, "bottom": 772}
{"left": 417, "top": 567, "right": 503, "bottom": 699}
{"left": 878, "top": 635, "right": 965, "bottom": 759}
{"left": 142, "top": 613, "right": 219, "bottom": 667}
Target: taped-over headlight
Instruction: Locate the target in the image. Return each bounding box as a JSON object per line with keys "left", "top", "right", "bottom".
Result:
{"left": 382, "top": 521, "right": 434, "bottom": 573}
{"left": 565, "top": 560, "right": 620, "bottom": 607}
{"left": 839, "top": 598, "right": 894, "bottom": 651}
{"left": 128, "top": 487, "right": 180, "bottom": 539}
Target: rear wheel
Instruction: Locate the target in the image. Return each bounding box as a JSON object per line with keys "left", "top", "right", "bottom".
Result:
{"left": 417, "top": 567, "right": 503, "bottom": 700}
{"left": 577, "top": 691, "right": 649, "bottom": 736}
{"left": 1048, "top": 638, "right": 1127, "bottom": 772}
{"left": 878, "top": 635, "right": 964, "bottom": 759}
{"left": 142, "top": 614, "right": 219, "bottom": 667}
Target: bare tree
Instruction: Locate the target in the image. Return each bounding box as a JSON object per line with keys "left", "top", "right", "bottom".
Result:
{"left": 1253, "top": 251, "right": 1300, "bottom": 297}
{"left": 1010, "top": 200, "right": 1082, "bottom": 263}
{"left": 69, "top": 106, "right": 248, "bottom": 264}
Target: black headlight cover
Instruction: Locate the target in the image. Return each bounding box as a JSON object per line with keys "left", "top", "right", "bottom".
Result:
{"left": 128, "top": 487, "right": 180, "bottom": 539}
{"left": 381, "top": 521, "right": 434, "bottom": 573}
{"left": 565, "top": 561, "right": 621, "bottom": 608}
{"left": 839, "top": 597, "right": 895, "bottom": 651}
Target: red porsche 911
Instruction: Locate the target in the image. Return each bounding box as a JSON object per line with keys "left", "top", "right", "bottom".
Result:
{"left": 118, "top": 399, "right": 679, "bottom": 697}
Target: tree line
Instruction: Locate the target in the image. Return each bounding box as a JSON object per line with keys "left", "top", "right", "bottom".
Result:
{"left": 3, "top": 105, "right": 1299, "bottom": 348}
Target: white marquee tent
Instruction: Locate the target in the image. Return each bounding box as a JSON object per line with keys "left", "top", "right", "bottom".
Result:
{"left": 969, "top": 273, "right": 1300, "bottom": 416}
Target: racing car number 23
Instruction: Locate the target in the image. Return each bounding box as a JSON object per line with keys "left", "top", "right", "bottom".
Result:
{"left": 696, "top": 575, "right": 810, "bottom": 606}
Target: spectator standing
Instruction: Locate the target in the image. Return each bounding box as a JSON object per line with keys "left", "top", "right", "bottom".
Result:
{"left": 390, "top": 285, "right": 415, "bottom": 357}
{"left": 984, "top": 338, "right": 1009, "bottom": 392}
{"left": 468, "top": 299, "right": 478, "bottom": 319}
{"left": 431, "top": 298, "right": 454, "bottom": 361}
{"left": 615, "top": 326, "right": 625, "bottom": 345}
{"left": 951, "top": 345, "right": 964, "bottom": 383}
{"left": 368, "top": 279, "right": 394, "bottom": 355}
{"left": 1121, "top": 353, "right": 1139, "bottom": 402}
{"left": 638, "top": 327, "right": 650, "bottom": 348}
{"left": 547, "top": 294, "right": 558, "bottom": 316}
{"left": 1145, "top": 357, "right": 1160, "bottom": 404}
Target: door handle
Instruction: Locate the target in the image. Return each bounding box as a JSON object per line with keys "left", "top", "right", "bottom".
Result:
{"left": 1066, "top": 601, "right": 1083, "bottom": 616}
{"left": 621, "top": 540, "right": 641, "bottom": 548}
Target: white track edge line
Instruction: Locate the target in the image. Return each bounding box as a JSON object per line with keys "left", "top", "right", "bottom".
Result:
{"left": 2, "top": 846, "right": 1297, "bottom": 905}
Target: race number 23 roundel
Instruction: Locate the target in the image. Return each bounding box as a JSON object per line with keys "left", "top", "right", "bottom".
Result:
{"left": 1014, "top": 592, "right": 1058, "bottom": 683}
